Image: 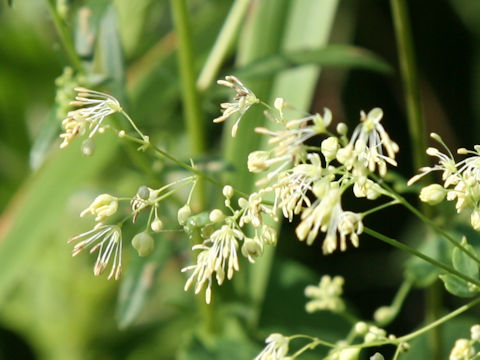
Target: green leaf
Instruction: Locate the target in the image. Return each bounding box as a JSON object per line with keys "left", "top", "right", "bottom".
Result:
{"left": 439, "top": 274, "right": 479, "bottom": 298}
{"left": 452, "top": 238, "right": 480, "bottom": 279}
{"left": 236, "top": 45, "right": 392, "bottom": 79}
{"left": 405, "top": 232, "right": 450, "bottom": 287}
{"left": 116, "top": 237, "right": 171, "bottom": 329}
{"left": 0, "top": 133, "right": 118, "bottom": 305}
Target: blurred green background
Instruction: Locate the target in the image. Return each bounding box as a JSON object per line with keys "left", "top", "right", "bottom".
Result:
{"left": 1, "top": 0, "right": 480, "bottom": 359}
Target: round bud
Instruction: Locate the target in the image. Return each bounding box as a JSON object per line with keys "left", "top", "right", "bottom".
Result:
{"left": 419, "top": 184, "right": 446, "bottom": 205}
{"left": 354, "top": 322, "right": 368, "bottom": 335}
{"left": 151, "top": 218, "right": 164, "bottom": 233}
{"left": 137, "top": 185, "right": 150, "bottom": 200}
{"left": 373, "top": 306, "right": 394, "bottom": 325}
{"left": 177, "top": 205, "right": 192, "bottom": 226}
{"left": 222, "top": 185, "right": 234, "bottom": 199}
{"left": 336, "top": 122, "right": 348, "bottom": 136}
{"left": 209, "top": 209, "right": 225, "bottom": 223}
{"left": 370, "top": 353, "right": 385, "bottom": 360}
{"left": 81, "top": 138, "right": 95, "bottom": 156}
{"left": 131, "top": 232, "right": 154, "bottom": 257}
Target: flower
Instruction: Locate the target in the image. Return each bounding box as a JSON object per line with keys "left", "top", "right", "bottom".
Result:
{"left": 305, "top": 275, "right": 345, "bottom": 313}
{"left": 182, "top": 224, "right": 242, "bottom": 304}
{"left": 252, "top": 109, "right": 331, "bottom": 184}
{"left": 419, "top": 184, "right": 447, "bottom": 205}
{"left": 80, "top": 194, "right": 118, "bottom": 222}
{"left": 60, "top": 87, "right": 121, "bottom": 148}
{"left": 408, "top": 133, "right": 459, "bottom": 186}
{"left": 239, "top": 191, "right": 275, "bottom": 227}
{"left": 449, "top": 338, "right": 475, "bottom": 360}
{"left": 254, "top": 333, "right": 290, "bottom": 360}
{"left": 213, "top": 75, "right": 259, "bottom": 137}
{"left": 69, "top": 225, "right": 123, "bottom": 280}
{"left": 340, "top": 108, "right": 398, "bottom": 177}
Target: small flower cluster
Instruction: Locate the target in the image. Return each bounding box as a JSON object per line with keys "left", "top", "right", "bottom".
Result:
{"left": 449, "top": 324, "right": 480, "bottom": 360}
{"left": 409, "top": 133, "right": 480, "bottom": 231}
{"left": 181, "top": 185, "right": 277, "bottom": 303}
{"left": 215, "top": 77, "right": 397, "bottom": 254}
{"left": 304, "top": 275, "right": 346, "bottom": 313}
{"left": 69, "top": 176, "right": 197, "bottom": 280}
{"left": 59, "top": 87, "right": 122, "bottom": 152}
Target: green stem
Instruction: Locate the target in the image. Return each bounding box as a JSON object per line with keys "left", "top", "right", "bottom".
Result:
{"left": 376, "top": 177, "right": 480, "bottom": 265}
{"left": 170, "top": 0, "right": 205, "bottom": 155}
{"left": 398, "top": 296, "right": 480, "bottom": 343}
{"left": 363, "top": 227, "right": 480, "bottom": 288}
{"left": 362, "top": 199, "right": 399, "bottom": 217}
{"left": 196, "top": 0, "right": 251, "bottom": 91}
{"left": 390, "top": 0, "right": 426, "bottom": 171}
{"left": 46, "top": 0, "right": 84, "bottom": 72}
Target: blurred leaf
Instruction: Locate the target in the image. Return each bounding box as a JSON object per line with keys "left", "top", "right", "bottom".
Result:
{"left": 116, "top": 237, "right": 172, "bottom": 329}
{"left": 92, "top": 3, "right": 125, "bottom": 96}
{"left": 452, "top": 239, "right": 479, "bottom": 279}
{"left": 29, "top": 108, "right": 59, "bottom": 170}
{"left": 0, "top": 133, "right": 118, "bottom": 305}
{"left": 439, "top": 273, "right": 479, "bottom": 298}
{"left": 405, "top": 232, "right": 450, "bottom": 287}
{"left": 236, "top": 45, "right": 392, "bottom": 79}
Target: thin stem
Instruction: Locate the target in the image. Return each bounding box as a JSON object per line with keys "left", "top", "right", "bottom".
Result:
{"left": 364, "top": 226, "right": 480, "bottom": 288}
{"left": 376, "top": 177, "right": 480, "bottom": 265}
{"left": 46, "top": 0, "right": 84, "bottom": 72}
{"left": 398, "top": 296, "right": 480, "bottom": 343}
{"left": 390, "top": 0, "right": 426, "bottom": 171}
{"left": 121, "top": 111, "right": 148, "bottom": 141}
{"left": 362, "top": 199, "right": 400, "bottom": 217}
{"left": 197, "top": 0, "right": 251, "bottom": 91}
{"left": 170, "top": 0, "right": 205, "bottom": 155}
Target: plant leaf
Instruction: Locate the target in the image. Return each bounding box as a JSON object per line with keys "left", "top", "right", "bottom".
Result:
{"left": 116, "top": 237, "right": 171, "bottom": 329}
{"left": 452, "top": 239, "right": 479, "bottom": 279}
{"left": 236, "top": 45, "right": 392, "bottom": 79}
{"left": 439, "top": 274, "right": 480, "bottom": 298}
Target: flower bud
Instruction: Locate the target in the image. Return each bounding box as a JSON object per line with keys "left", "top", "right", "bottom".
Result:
{"left": 471, "top": 324, "right": 480, "bottom": 341}
{"left": 137, "top": 185, "right": 150, "bottom": 200}
{"left": 370, "top": 353, "right": 385, "bottom": 360}
{"left": 321, "top": 137, "right": 339, "bottom": 162}
{"left": 336, "top": 122, "right": 348, "bottom": 136}
{"left": 471, "top": 209, "right": 480, "bottom": 231}
{"left": 419, "top": 184, "right": 446, "bottom": 205}
{"left": 373, "top": 306, "right": 395, "bottom": 325}
{"left": 222, "top": 185, "right": 234, "bottom": 199}
{"left": 337, "top": 347, "right": 360, "bottom": 360}
{"left": 241, "top": 237, "right": 264, "bottom": 263}
{"left": 151, "top": 218, "right": 164, "bottom": 233}
{"left": 209, "top": 209, "right": 225, "bottom": 223}
{"left": 354, "top": 322, "right": 368, "bottom": 336}
{"left": 260, "top": 225, "right": 277, "bottom": 245}
{"left": 131, "top": 232, "right": 154, "bottom": 257}
{"left": 81, "top": 138, "right": 95, "bottom": 156}
{"left": 80, "top": 194, "right": 118, "bottom": 222}
{"left": 247, "top": 151, "right": 270, "bottom": 173}
{"left": 177, "top": 205, "right": 192, "bottom": 226}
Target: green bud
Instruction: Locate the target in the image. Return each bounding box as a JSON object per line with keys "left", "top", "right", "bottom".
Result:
{"left": 131, "top": 232, "right": 154, "bottom": 257}
{"left": 137, "top": 186, "right": 150, "bottom": 200}
{"left": 81, "top": 138, "right": 95, "bottom": 156}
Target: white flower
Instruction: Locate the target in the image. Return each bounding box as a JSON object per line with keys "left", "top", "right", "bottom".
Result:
{"left": 60, "top": 87, "right": 121, "bottom": 148}
{"left": 419, "top": 184, "right": 447, "bottom": 205}
{"left": 449, "top": 338, "right": 475, "bottom": 360}
{"left": 213, "top": 75, "right": 259, "bottom": 137}
{"left": 69, "top": 225, "right": 123, "bottom": 280}
{"left": 273, "top": 154, "right": 324, "bottom": 221}
{"left": 305, "top": 275, "right": 345, "bottom": 313}
{"left": 344, "top": 108, "right": 399, "bottom": 177}
{"left": 408, "top": 133, "right": 459, "bottom": 186}
{"left": 471, "top": 324, "right": 480, "bottom": 342}
{"left": 252, "top": 109, "right": 331, "bottom": 184}
{"left": 239, "top": 191, "right": 275, "bottom": 227}
{"left": 255, "top": 333, "right": 290, "bottom": 360}
{"left": 80, "top": 194, "right": 118, "bottom": 222}
{"left": 182, "top": 225, "right": 242, "bottom": 304}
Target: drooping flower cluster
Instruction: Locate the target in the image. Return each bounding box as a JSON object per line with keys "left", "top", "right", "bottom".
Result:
{"left": 69, "top": 176, "right": 198, "bottom": 280}
{"left": 409, "top": 133, "right": 480, "bottom": 231}
{"left": 181, "top": 186, "right": 278, "bottom": 303}
{"left": 215, "top": 80, "right": 398, "bottom": 254}
{"left": 254, "top": 333, "right": 290, "bottom": 360}
{"left": 59, "top": 87, "right": 122, "bottom": 150}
